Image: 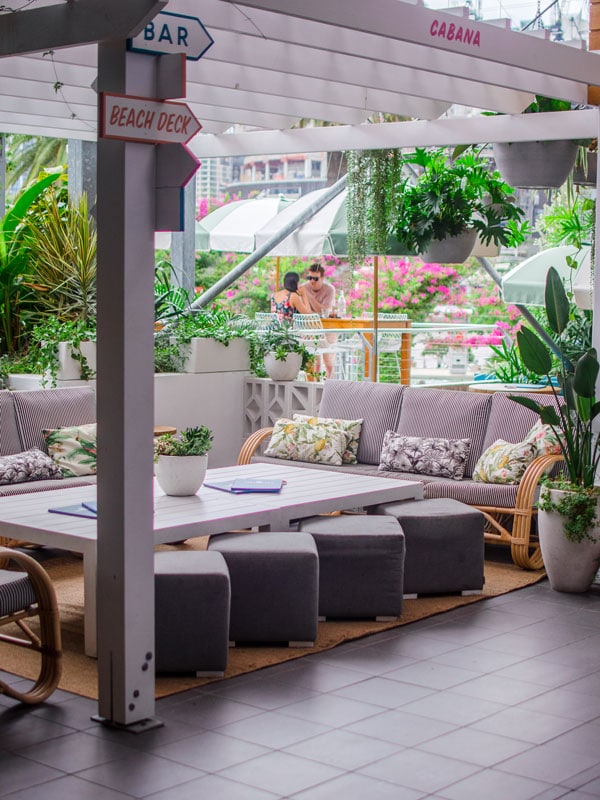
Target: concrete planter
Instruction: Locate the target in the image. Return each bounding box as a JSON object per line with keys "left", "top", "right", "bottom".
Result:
{"left": 264, "top": 352, "right": 302, "bottom": 381}
{"left": 172, "top": 337, "right": 249, "bottom": 373}
{"left": 493, "top": 140, "right": 578, "bottom": 189}
{"left": 421, "top": 229, "right": 477, "bottom": 264}
{"left": 155, "top": 454, "right": 208, "bottom": 496}
{"left": 54, "top": 341, "right": 97, "bottom": 382}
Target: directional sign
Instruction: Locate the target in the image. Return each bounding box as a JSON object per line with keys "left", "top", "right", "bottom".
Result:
{"left": 100, "top": 93, "right": 202, "bottom": 145}
{"left": 128, "top": 10, "right": 214, "bottom": 61}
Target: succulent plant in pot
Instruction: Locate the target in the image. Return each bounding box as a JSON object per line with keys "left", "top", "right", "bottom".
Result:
{"left": 154, "top": 426, "right": 213, "bottom": 496}
{"left": 511, "top": 266, "right": 600, "bottom": 592}
{"left": 254, "top": 321, "right": 312, "bottom": 381}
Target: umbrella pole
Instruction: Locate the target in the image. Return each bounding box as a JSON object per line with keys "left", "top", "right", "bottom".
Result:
{"left": 373, "top": 255, "right": 379, "bottom": 381}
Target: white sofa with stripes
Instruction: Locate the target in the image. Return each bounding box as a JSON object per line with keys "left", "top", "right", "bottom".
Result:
{"left": 0, "top": 387, "right": 96, "bottom": 497}
{"left": 240, "top": 380, "right": 561, "bottom": 569}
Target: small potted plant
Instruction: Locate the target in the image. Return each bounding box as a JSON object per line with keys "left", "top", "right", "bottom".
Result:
{"left": 392, "top": 148, "right": 528, "bottom": 263}
{"left": 510, "top": 266, "right": 600, "bottom": 592}
{"left": 154, "top": 425, "right": 213, "bottom": 496}
{"left": 254, "top": 321, "right": 312, "bottom": 381}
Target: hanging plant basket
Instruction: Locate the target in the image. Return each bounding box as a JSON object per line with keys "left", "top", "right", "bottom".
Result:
{"left": 493, "top": 140, "right": 579, "bottom": 189}
{"left": 572, "top": 150, "right": 597, "bottom": 187}
{"left": 421, "top": 228, "right": 477, "bottom": 264}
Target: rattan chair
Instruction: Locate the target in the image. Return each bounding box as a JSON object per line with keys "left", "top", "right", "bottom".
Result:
{"left": 0, "top": 547, "right": 62, "bottom": 703}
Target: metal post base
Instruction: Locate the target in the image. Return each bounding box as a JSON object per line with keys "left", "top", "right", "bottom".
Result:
{"left": 91, "top": 714, "right": 165, "bottom": 734}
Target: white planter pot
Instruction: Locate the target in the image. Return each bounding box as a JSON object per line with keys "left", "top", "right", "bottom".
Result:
{"left": 538, "top": 488, "right": 600, "bottom": 593}
{"left": 53, "top": 341, "right": 97, "bottom": 382}
{"left": 264, "top": 352, "right": 302, "bottom": 381}
{"left": 155, "top": 454, "right": 208, "bottom": 496}
{"left": 172, "top": 337, "right": 249, "bottom": 373}
{"left": 493, "top": 140, "right": 579, "bottom": 189}
{"left": 421, "top": 229, "right": 477, "bottom": 264}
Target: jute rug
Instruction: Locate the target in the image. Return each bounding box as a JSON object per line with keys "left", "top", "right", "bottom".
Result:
{"left": 0, "top": 539, "right": 546, "bottom": 700}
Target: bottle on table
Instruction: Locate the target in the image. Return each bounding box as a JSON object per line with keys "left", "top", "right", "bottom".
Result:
{"left": 336, "top": 290, "right": 347, "bottom": 318}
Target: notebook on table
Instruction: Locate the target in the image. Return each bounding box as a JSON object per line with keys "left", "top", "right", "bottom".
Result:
{"left": 48, "top": 503, "right": 97, "bottom": 519}
{"left": 204, "top": 478, "right": 285, "bottom": 494}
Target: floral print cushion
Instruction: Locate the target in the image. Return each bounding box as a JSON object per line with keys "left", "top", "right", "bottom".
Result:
{"left": 265, "top": 418, "right": 350, "bottom": 466}
{"left": 473, "top": 439, "right": 537, "bottom": 485}
{"left": 292, "top": 414, "right": 363, "bottom": 464}
{"left": 0, "top": 449, "right": 64, "bottom": 485}
{"left": 378, "top": 431, "right": 471, "bottom": 481}
{"left": 524, "top": 420, "right": 564, "bottom": 456}
{"left": 43, "top": 423, "right": 97, "bottom": 477}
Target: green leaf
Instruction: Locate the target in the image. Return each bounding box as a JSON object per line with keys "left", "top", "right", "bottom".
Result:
{"left": 508, "top": 394, "right": 544, "bottom": 415}
{"left": 538, "top": 405, "right": 561, "bottom": 426}
{"left": 573, "top": 349, "right": 599, "bottom": 399}
{"left": 545, "top": 267, "right": 570, "bottom": 335}
{"left": 516, "top": 327, "right": 552, "bottom": 375}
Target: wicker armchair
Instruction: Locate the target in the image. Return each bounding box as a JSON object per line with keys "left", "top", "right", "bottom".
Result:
{"left": 0, "top": 547, "right": 62, "bottom": 703}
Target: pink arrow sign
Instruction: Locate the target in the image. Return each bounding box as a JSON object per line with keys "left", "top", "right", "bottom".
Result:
{"left": 100, "top": 93, "right": 202, "bottom": 144}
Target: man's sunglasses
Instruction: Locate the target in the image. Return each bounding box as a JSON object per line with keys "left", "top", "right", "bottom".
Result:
{"left": 307, "top": 275, "right": 320, "bottom": 281}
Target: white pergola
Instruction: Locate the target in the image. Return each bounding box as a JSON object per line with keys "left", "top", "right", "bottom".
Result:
{"left": 1, "top": 0, "right": 599, "bottom": 729}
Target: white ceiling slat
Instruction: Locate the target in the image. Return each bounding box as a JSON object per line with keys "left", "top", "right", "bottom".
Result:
{"left": 230, "top": 0, "right": 600, "bottom": 84}
{"left": 190, "top": 108, "right": 599, "bottom": 159}
{"left": 198, "top": 1, "right": 587, "bottom": 103}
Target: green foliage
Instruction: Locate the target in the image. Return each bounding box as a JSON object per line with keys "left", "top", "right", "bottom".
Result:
{"left": 539, "top": 479, "right": 599, "bottom": 544}
{"left": 5, "top": 135, "right": 66, "bottom": 198}
{"left": 29, "top": 316, "right": 96, "bottom": 387}
{"left": 252, "top": 321, "right": 312, "bottom": 375}
{"left": 392, "top": 148, "right": 528, "bottom": 254}
{"left": 523, "top": 95, "right": 572, "bottom": 113}
{"left": 154, "top": 426, "right": 213, "bottom": 459}
{"left": 511, "top": 265, "right": 600, "bottom": 540}
{"left": 154, "top": 261, "right": 192, "bottom": 324}
{"left": 23, "top": 188, "right": 96, "bottom": 324}
{"left": 487, "top": 337, "right": 540, "bottom": 384}
{"left": 537, "top": 194, "right": 595, "bottom": 251}
{"left": 0, "top": 169, "right": 62, "bottom": 355}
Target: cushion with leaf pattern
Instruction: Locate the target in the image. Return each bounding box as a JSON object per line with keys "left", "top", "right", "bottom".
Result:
{"left": 473, "top": 438, "right": 537, "bottom": 485}
{"left": 43, "top": 423, "right": 97, "bottom": 477}
{"left": 378, "top": 431, "right": 471, "bottom": 480}
{"left": 0, "top": 449, "right": 64, "bottom": 485}
{"left": 264, "top": 418, "right": 350, "bottom": 466}
{"left": 524, "top": 419, "right": 564, "bottom": 457}
{"left": 292, "top": 414, "right": 363, "bottom": 464}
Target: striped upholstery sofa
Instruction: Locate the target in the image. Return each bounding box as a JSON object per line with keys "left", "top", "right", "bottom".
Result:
{"left": 239, "top": 380, "right": 563, "bottom": 570}
{"left": 0, "top": 386, "right": 96, "bottom": 497}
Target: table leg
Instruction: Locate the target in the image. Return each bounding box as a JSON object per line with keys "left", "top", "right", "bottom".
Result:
{"left": 82, "top": 547, "right": 97, "bottom": 658}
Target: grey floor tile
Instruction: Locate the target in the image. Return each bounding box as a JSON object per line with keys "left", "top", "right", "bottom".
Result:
{"left": 451, "top": 673, "right": 549, "bottom": 705}
{"left": 2, "top": 774, "right": 139, "bottom": 799}
{"left": 140, "top": 773, "right": 281, "bottom": 799}
{"left": 399, "top": 689, "right": 506, "bottom": 726}
{"left": 471, "top": 706, "right": 583, "bottom": 744}
{"left": 495, "top": 657, "right": 597, "bottom": 689}
{"left": 516, "top": 619, "right": 600, "bottom": 647}
{"left": 283, "top": 728, "right": 403, "bottom": 770}
{"left": 271, "top": 660, "right": 371, "bottom": 692}
{"left": 417, "top": 726, "right": 533, "bottom": 766}
{"left": 215, "top": 709, "right": 330, "bottom": 748}
{"left": 156, "top": 693, "right": 263, "bottom": 730}
{"left": 547, "top": 721, "right": 600, "bottom": 760}
{"left": 276, "top": 693, "right": 382, "bottom": 727}
{"left": 359, "top": 748, "right": 480, "bottom": 793}
{"left": 559, "top": 671, "right": 600, "bottom": 697}
{"left": 412, "top": 620, "right": 498, "bottom": 646}
{"left": 494, "top": 739, "right": 600, "bottom": 784}
{"left": 0, "top": 752, "right": 64, "bottom": 797}
{"left": 519, "top": 687, "right": 600, "bottom": 722}
{"left": 477, "top": 631, "right": 563, "bottom": 658}
{"left": 370, "top": 633, "right": 460, "bottom": 660}
{"left": 148, "top": 729, "right": 269, "bottom": 771}
{"left": 383, "top": 660, "right": 481, "bottom": 690}
{"left": 431, "top": 643, "right": 526, "bottom": 673}
{"left": 317, "top": 645, "right": 418, "bottom": 674}
{"left": 203, "top": 676, "right": 320, "bottom": 710}
{"left": 217, "top": 751, "right": 343, "bottom": 796}
{"left": 289, "top": 772, "right": 425, "bottom": 799}
{"left": 346, "top": 708, "right": 455, "bottom": 747}
{"left": 0, "top": 709, "right": 74, "bottom": 751}
{"left": 436, "top": 767, "right": 557, "bottom": 800}
{"left": 75, "top": 751, "right": 201, "bottom": 798}
{"left": 331, "top": 676, "right": 433, "bottom": 708}
{"left": 15, "top": 731, "right": 135, "bottom": 773}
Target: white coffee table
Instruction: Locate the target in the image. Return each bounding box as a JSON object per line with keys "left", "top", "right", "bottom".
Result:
{"left": 0, "top": 463, "right": 422, "bottom": 655}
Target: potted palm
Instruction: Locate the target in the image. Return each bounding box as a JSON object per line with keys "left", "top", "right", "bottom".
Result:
{"left": 511, "top": 266, "right": 600, "bottom": 592}
{"left": 392, "top": 148, "right": 528, "bottom": 263}
{"left": 154, "top": 425, "right": 213, "bottom": 496}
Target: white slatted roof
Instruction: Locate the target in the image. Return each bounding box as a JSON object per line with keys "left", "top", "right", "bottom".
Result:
{"left": 0, "top": 0, "right": 598, "bottom": 152}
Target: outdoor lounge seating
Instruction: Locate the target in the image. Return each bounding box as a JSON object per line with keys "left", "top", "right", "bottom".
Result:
{"left": 297, "top": 514, "right": 405, "bottom": 619}
{"left": 371, "top": 498, "right": 485, "bottom": 597}
{"left": 239, "top": 380, "right": 563, "bottom": 570}
{"left": 0, "top": 546, "right": 62, "bottom": 704}
{"left": 208, "top": 531, "right": 319, "bottom": 646}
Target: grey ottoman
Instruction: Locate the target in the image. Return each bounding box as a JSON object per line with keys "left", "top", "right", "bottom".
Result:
{"left": 154, "top": 550, "right": 230, "bottom": 676}
{"left": 297, "top": 515, "right": 405, "bottom": 620}
{"left": 208, "top": 532, "right": 319, "bottom": 646}
{"left": 371, "top": 498, "right": 484, "bottom": 597}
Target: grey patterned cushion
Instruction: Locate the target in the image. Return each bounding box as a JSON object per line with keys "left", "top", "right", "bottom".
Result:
{"left": 379, "top": 431, "right": 471, "bottom": 481}
{"left": 396, "top": 388, "right": 491, "bottom": 477}
{"left": 0, "top": 449, "right": 64, "bottom": 486}
{"left": 319, "top": 380, "right": 405, "bottom": 465}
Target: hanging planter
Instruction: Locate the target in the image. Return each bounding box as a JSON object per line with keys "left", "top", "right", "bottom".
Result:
{"left": 421, "top": 228, "right": 477, "bottom": 264}
{"left": 493, "top": 140, "right": 579, "bottom": 189}
{"left": 572, "top": 149, "right": 597, "bottom": 187}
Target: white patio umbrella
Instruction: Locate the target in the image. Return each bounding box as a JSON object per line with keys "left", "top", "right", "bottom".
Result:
{"left": 501, "top": 245, "right": 592, "bottom": 310}
{"left": 195, "top": 195, "right": 294, "bottom": 253}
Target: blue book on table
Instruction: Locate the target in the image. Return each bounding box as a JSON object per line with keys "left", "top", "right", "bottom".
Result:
{"left": 48, "top": 503, "right": 97, "bottom": 519}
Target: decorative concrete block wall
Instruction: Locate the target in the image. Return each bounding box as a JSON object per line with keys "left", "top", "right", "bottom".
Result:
{"left": 244, "top": 377, "right": 323, "bottom": 437}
